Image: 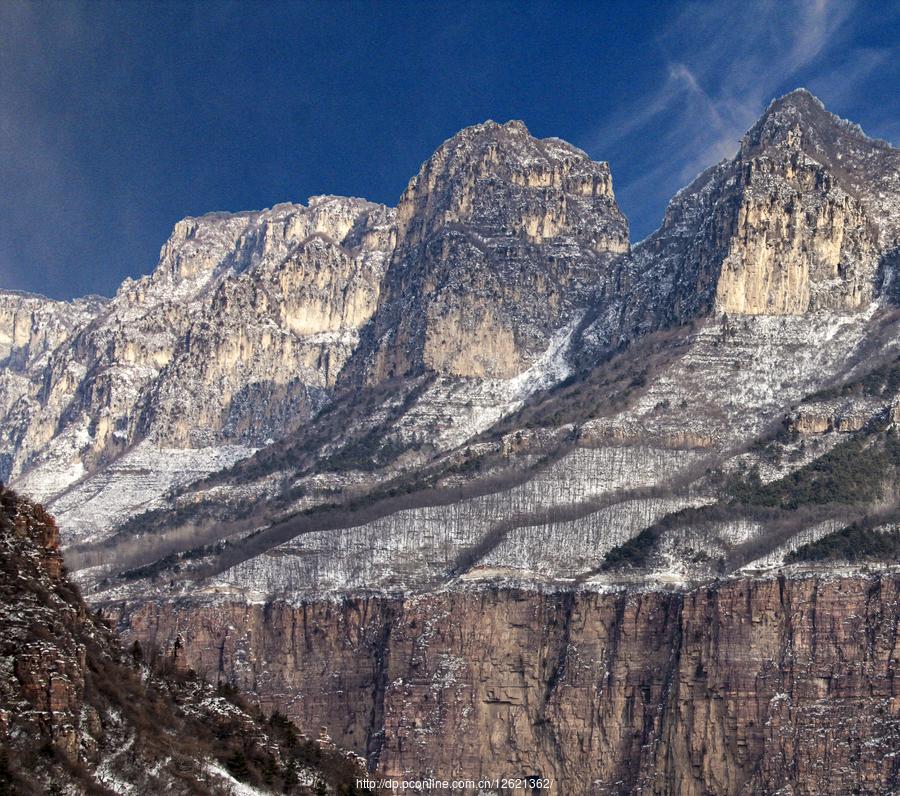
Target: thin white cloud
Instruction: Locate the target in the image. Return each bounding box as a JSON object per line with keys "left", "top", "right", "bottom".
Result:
{"left": 587, "top": 0, "right": 896, "bottom": 237}
{"left": 787, "top": 0, "right": 851, "bottom": 70}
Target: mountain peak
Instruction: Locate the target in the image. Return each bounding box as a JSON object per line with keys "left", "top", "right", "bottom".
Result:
{"left": 735, "top": 85, "right": 900, "bottom": 248}
{"left": 348, "top": 120, "right": 629, "bottom": 383}
{"left": 465, "top": 118, "right": 531, "bottom": 136}
{"left": 740, "top": 86, "right": 882, "bottom": 162}
{"left": 420, "top": 117, "right": 592, "bottom": 181}
{"left": 770, "top": 87, "right": 825, "bottom": 113}
{"left": 503, "top": 118, "right": 530, "bottom": 132}
{"left": 393, "top": 118, "right": 625, "bottom": 249}
{"left": 588, "top": 87, "right": 898, "bottom": 344}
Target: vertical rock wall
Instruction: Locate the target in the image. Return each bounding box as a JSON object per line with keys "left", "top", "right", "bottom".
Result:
{"left": 117, "top": 574, "right": 900, "bottom": 795}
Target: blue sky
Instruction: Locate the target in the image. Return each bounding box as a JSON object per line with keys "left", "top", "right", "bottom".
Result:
{"left": 2, "top": 0, "right": 898, "bottom": 300}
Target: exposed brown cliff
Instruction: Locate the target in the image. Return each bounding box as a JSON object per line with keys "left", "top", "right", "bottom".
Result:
{"left": 116, "top": 574, "right": 900, "bottom": 795}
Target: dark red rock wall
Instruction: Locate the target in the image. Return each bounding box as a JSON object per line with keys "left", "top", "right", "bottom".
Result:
{"left": 116, "top": 575, "right": 900, "bottom": 795}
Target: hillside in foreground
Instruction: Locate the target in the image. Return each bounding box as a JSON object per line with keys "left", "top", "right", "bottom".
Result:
{"left": 0, "top": 485, "right": 368, "bottom": 795}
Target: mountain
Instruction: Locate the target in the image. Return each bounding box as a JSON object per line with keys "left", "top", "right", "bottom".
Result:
{"left": 2, "top": 89, "right": 900, "bottom": 794}
{"left": 346, "top": 119, "right": 628, "bottom": 383}
{"left": 578, "top": 88, "right": 899, "bottom": 354}
{"left": 1, "top": 197, "right": 393, "bottom": 542}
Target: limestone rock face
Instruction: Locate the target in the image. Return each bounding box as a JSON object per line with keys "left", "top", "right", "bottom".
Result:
{"left": 0, "top": 291, "right": 107, "bottom": 484}
{"left": 1, "top": 197, "right": 394, "bottom": 500}
{"left": 0, "top": 291, "right": 106, "bottom": 370}
{"left": 134, "top": 201, "right": 394, "bottom": 447}
{"left": 118, "top": 575, "right": 900, "bottom": 795}
{"left": 714, "top": 93, "right": 882, "bottom": 315}
{"left": 349, "top": 120, "right": 629, "bottom": 382}
{"left": 579, "top": 89, "right": 897, "bottom": 357}
{"left": 740, "top": 89, "right": 900, "bottom": 250}
{"left": 714, "top": 156, "right": 875, "bottom": 314}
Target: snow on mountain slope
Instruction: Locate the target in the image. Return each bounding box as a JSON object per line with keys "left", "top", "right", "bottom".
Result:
{"left": 2, "top": 90, "right": 899, "bottom": 604}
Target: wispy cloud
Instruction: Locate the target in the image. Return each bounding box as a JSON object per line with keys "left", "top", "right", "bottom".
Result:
{"left": 588, "top": 0, "right": 896, "bottom": 239}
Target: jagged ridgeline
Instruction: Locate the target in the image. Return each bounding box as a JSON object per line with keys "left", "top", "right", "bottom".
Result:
{"left": 1, "top": 89, "right": 899, "bottom": 794}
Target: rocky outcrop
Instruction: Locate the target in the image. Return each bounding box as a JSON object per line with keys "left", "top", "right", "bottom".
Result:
{"left": 578, "top": 90, "right": 896, "bottom": 358}
{"left": 2, "top": 196, "right": 394, "bottom": 506}
{"left": 715, "top": 92, "right": 881, "bottom": 315}
{"left": 0, "top": 291, "right": 107, "bottom": 483}
{"left": 740, "top": 89, "right": 900, "bottom": 251}
{"left": 135, "top": 200, "right": 394, "bottom": 447}
{"left": 0, "top": 484, "right": 367, "bottom": 794}
{"left": 349, "top": 120, "right": 628, "bottom": 382}
{"left": 0, "top": 290, "right": 106, "bottom": 371}
{"left": 714, "top": 155, "right": 875, "bottom": 314}
{"left": 117, "top": 575, "right": 900, "bottom": 795}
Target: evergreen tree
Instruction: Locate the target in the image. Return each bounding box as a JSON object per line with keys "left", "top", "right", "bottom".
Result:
{"left": 226, "top": 750, "right": 251, "bottom": 782}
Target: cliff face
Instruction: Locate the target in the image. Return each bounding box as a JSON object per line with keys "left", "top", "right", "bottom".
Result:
{"left": 349, "top": 120, "right": 628, "bottom": 383}
{"left": 0, "top": 484, "right": 369, "bottom": 795}
{"left": 0, "top": 291, "right": 106, "bottom": 483}
{"left": 135, "top": 200, "right": 394, "bottom": 448}
{"left": 0, "top": 291, "right": 106, "bottom": 371}
{"left": 578, "top": 89, "right": 898, "bottom": 357}
{"left": 714, "top": 92, "right": 884, "bottom": 315}
{"left": 7, "top": 90, "right": 900, "bottom": 551}
{"left": 714, "top": 152, "right": 875, "bottom": 315}
{"left": 1, "top": 197, "right": 393, "bottom": 538}
{"left": 117, "top": 575, "right": 900, "bottom": 795}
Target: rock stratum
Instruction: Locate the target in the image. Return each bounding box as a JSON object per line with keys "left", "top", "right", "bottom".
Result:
{"left": 118, "top": 576, "right": 900, "bottom": 795}
{"left": 2, "top": 89, "right": 900, "bottom": 794}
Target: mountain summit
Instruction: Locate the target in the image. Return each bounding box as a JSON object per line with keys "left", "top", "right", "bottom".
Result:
{"left": 347, "top": 118, "right": 628, "bottom": 383}
{"left": 576, "top": 88, "right": 899, "bottom": 358}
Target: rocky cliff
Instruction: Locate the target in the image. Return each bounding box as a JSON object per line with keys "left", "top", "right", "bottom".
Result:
{"left": 115, "top": 575, "right": 900, "bottom": 795}
{"left": 0, "top": 484, "right": 371, "bottom": 795}
{"left": 23, "top": 92, "right": 890, "bottom": 598}
{"left": 135, "top": 199, "right": 394, "bottom": 448}
{"left": 6, "top": 90, "right": 899, "bottom": 554}
{"left": 578, "top": 89, "right": 899, "bottom": 356}
{"left": 346, "top": 119, "right": 628, "bottom": 383}
{"left": 1, "top": 197, "right": 393, "bottom": 541}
